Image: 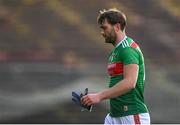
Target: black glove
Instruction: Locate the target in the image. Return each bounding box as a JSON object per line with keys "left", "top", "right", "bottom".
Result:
{"left": 72, "top": 88, "right": 92, "bottom": 112}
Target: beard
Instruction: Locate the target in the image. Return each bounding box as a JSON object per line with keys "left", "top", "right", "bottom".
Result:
{"left": 104, "top": 29, "right": 116, "bottom": 45}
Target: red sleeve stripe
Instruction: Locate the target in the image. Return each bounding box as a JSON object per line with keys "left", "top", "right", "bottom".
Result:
{"left": 130, "top": 41, "right": 138, "bottom": 48}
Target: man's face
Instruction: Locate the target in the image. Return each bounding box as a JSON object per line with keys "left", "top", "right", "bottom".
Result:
{"left": 99, "top": 19, "right": 116, "bottom": 45}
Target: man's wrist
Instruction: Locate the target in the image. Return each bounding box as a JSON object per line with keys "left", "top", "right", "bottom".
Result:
{"left": 97, "top": 90, "right": 107, "bottom": 101}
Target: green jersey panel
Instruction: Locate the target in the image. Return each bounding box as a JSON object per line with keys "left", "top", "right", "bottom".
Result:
{"left": 107, "top": 36, "right": 148, "bottom": 117}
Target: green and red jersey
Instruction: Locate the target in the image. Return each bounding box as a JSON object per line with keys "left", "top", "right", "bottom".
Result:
{"left": 107, "top": 36, "right": 148, "bottom": 117}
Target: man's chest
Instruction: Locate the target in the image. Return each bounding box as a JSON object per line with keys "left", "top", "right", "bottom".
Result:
{"left": 107, "top": 52, "right": 124, "bottom": 77}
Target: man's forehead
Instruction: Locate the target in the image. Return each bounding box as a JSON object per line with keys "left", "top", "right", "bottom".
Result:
{"left": 102, "top": 19, "right": 109, "bottom": 24}
{"left": 99, "top": 19, "right": 109, "bottom": 27}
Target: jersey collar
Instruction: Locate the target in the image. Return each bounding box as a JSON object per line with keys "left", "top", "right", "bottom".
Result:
{"left": 116, "top": 35, "right": 127, "bottom": 48}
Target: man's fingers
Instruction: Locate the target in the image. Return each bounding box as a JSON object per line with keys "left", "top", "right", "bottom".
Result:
{"left": 81, "top": 95, "right": 88, "bottom": 103}
{"left": 81, "top": 95, "right": 92, "bottom": 105}
{"left": 81, "top": 95, "right": 88, "bottom": 101}
{"left": 83, "top": 100, "right": 92, "bottom": 106}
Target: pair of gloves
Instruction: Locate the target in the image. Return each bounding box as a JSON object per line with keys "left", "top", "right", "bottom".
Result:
{"left": 72, "top": 88, "right": 92, "bottom": 112}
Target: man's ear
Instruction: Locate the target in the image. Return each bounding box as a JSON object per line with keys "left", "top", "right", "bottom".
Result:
{"left": 114, "top": 24, "right": 121, "bottom": 32}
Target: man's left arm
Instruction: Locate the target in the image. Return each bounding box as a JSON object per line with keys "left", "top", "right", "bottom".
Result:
{"left": 81, "top": 64, "right": 139, "bottom": 106}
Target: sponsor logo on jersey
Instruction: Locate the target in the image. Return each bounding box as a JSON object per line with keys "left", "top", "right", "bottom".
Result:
{"left": 107, "top": 62, "right": 123, "bottom": 77}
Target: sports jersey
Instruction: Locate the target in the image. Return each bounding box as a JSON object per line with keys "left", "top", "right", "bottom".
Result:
{"left": 107, "top": 36, "right": 148, "bottom": 117}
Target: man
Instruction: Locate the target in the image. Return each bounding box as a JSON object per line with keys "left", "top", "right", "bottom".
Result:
{"left": 81, "top": 8, "right": 150, "bottom": 124}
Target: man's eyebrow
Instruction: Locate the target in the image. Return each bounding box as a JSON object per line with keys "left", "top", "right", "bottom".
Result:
{"left": 100, "top": 25, "right": 106, "bottom": 29}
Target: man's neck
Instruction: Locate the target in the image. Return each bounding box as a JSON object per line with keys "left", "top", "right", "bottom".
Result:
{"left": 114, "top": 33, "right": 126, "bottom": 47}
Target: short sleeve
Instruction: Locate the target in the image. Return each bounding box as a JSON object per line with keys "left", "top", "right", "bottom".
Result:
{"left": 120, "top": 48, "right": 139, "bottom": 65}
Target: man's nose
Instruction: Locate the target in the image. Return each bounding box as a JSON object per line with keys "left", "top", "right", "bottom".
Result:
{"left": 101, "top": 31, "right": 105, "bottom": 37}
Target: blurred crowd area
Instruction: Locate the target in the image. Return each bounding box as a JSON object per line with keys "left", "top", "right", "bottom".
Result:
{"left": 0, "top": 0, "right": 180, "bottom": 123}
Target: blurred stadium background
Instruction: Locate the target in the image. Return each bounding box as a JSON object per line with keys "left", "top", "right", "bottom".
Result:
{"left": 0, "top": 0, "right": 179, "bottom": 123}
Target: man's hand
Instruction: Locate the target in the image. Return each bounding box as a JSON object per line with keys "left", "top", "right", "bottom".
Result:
{"left": 81, "top": 93, "right": 102, "bottom": 106}
{"left": 72, "top": 88, "right": 92, "bottom": 112}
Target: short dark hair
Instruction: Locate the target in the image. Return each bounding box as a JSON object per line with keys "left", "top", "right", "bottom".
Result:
{"left": 97, "top": 8, "right": 127, "bottom": 31}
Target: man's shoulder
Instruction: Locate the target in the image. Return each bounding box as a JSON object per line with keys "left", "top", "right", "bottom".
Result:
{"left": 118, "top": 37, "right": 140, "bottom": 51}
{"left": 116, "top": 37, "right": 132, "bottom": 49}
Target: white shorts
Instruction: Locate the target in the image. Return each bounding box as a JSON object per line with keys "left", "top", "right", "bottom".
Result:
{"left": 104, "top": 113, "right": 150, "bottom": 124}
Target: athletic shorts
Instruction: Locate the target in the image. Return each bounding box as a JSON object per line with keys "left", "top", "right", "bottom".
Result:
{"left": 104, "top": 113, "right": 150, "bottom": 124}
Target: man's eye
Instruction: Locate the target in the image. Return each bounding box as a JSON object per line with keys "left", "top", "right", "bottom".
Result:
{"left": 103, "top": 27, "right": 107, "bottom": 30}
{"left": 100, "top": 26, "right": 107, "bottom": 30}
